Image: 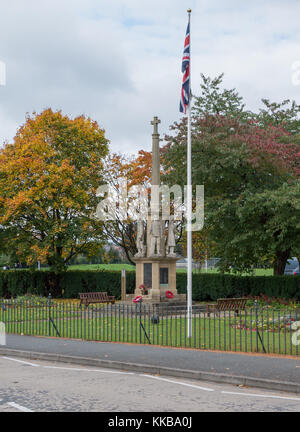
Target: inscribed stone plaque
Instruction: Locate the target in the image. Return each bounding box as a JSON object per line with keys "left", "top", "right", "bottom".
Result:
{"left": 144, "top": 263, "right": 152, "bottom": 288}
{"left": 160, "top": 267, "right": 168, "bottom": 284}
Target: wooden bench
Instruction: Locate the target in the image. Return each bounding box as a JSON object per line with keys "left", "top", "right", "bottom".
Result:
{"left": 206, "top": 298, "right": 247, "bottom": 317}
{"left": 79, "top": 292, "right": 115, "bottom": 307}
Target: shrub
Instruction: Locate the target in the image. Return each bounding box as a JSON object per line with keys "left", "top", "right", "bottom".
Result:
{"left": 0, "top": 269, "right": 299, "bottom": 301}
{"left": 177, "top": 273, "right": 300, "bottom": 301}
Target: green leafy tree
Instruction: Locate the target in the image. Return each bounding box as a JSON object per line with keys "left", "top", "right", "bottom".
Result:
{"left": 163, "top": 74, "right": 300, "bottom": 275}
{"left": 193, "top": 73, "right": 250, "bottom": 120}
{"left": 255, "top": 98, "right": 300, "bottom": 134}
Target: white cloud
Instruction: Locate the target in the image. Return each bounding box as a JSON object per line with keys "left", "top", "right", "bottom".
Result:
{"left": 0, "top": 0, "right": 300, "bottom": 155}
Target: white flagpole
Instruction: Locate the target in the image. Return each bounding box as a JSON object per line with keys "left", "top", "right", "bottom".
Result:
{"left": 187, "top": 8, "right": 192, "bottom": 338}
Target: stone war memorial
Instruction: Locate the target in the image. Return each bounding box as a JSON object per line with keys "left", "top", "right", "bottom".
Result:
{"left": 125, "top": 117, "right": 186, "bottom": 306}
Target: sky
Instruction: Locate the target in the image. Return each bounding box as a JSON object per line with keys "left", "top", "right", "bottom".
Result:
{"left": 0, "top": 0, "right": 300, "bottom": 155}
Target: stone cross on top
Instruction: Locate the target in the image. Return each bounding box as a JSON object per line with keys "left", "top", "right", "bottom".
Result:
{"left": 150, "top": 116, "right": 161, "bottom": 187}
{"left": 151, "top": 116, "right": 161, "bottom": 135}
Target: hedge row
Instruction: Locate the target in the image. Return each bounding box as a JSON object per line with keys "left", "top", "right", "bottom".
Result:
{"left": 0, "top": 270, "right": 299, "bottom": 301}
{"left": 0, "top": 270, "right": 136, "bottom": 299}
{"left": 176, "top": 273, "right": 300, "bottom": 301}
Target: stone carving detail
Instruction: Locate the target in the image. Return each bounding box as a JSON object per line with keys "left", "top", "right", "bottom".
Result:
{"left": 135, "top": 220, "right": 146, "bottom": 257}
{"left": 166, "top": 215, "right": 176, "bottom": 257}
{"left": 149, "top": 218, "right": 163, "bottom": 257}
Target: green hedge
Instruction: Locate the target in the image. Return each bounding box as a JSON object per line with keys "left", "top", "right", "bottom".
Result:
{"left": 0, "top": 270, "right": 136, "bottom": 299}
{"left": 0, "top": 270, "right": 299, "bottom": 300}
{"left": 176, "top": 273, "right": 300, "bottom": 301}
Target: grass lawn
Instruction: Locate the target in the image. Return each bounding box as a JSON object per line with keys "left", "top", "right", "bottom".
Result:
{"left": 38, "top": 263, "right": 274, "bottom": 276}
{"left": 64, "top": 263, "right": 136, "bottom": 271}
{"left": 189, "top": 268, "right": 274, "bottom": 276}
{"left": 1, "top": 302, "right": 297, "bottom": 355}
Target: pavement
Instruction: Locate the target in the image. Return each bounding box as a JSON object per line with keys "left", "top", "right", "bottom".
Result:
{"left": 1, "top": 334, "right": 300, "bottom": 394}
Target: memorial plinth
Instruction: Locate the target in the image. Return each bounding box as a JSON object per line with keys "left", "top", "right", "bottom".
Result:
{"left": 133, "top": 256, "right": 179, "bottom": 302}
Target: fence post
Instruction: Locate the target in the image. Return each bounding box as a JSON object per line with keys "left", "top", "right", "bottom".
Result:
{"left": 0, "top": 321, "right": 6, "bottom": 346}
{"left": 121, "top": 269, "right": 126, "bottom": 301}
{"left": 47, "top": 293, "right": 61, "bottom": 338}
{"left": 135, "top": 297, "right": 151, "bottom": 344}
{"left": 48, "top": 293, "right": 52, "bottom": 336}
{"left": 255, "top": 299, "right": 266, "bottom": 353}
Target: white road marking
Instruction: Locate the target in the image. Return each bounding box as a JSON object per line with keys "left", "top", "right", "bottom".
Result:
{"left": 141, "top": 374, "right": 215, "bottom": 392}
{"left": 2, "top": 356, "right": 300, "bottom": 402}
{"left": 43, "top": 365, "right": 134, "bottom": 375}
{"left": 7, "top": 402, "right": 33, "bottom": 412}
{"left": 1, "top": 356, "right": 40, "bottom": 367}
{"left": 221, "top": 391, "right": 300, "bottom": 402}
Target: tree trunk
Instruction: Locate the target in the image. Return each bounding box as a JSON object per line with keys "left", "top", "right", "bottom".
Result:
{"left": 45, "top": 272, "right": 62, "bottom": 298}
{"left": 273, "top": 248, "right": 291, "bottom": 275}
{"left": 123, "top": 246, "right": 135, "bottom": 266}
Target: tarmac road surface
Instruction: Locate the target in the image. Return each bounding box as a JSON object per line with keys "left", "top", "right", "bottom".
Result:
{"left": 3, "top": 334, "right": 300, "bottom": 384}
{"left": 0, "top": 355, "right": 300, "bottom": 412}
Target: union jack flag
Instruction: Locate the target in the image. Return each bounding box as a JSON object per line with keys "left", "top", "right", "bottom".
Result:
{"left": 179, "top": 20, "right": 190, "bottom": 114}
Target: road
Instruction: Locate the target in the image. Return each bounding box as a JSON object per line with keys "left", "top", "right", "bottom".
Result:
{"left": 4, "top": 334, "right": 300, "bottom": 385}
{"left": 0, "top": 356, "right": 300, "bottom": 412}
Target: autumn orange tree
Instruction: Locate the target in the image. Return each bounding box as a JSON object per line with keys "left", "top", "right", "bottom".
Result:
{"left": 0, "top": 109, "right": 108, "bottom": 273}
{"left": 101, "top": 151, "right": 152, "bottom": 264}
{"left": 101, "top": 150, "right": 184, "bottom": 264}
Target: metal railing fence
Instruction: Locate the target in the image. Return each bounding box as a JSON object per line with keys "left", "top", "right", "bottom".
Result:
{"left": 0, "top": 298, "right": 299, "bottom": 356}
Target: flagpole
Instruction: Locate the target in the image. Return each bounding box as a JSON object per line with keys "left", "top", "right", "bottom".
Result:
{"left": 186, "top": 8, "right": 192, "bottom": 338}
